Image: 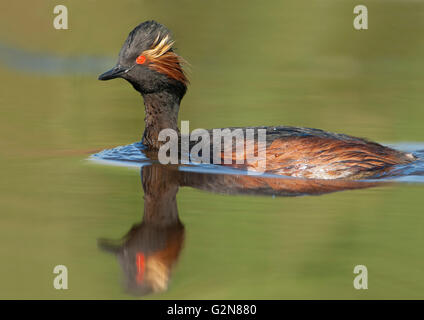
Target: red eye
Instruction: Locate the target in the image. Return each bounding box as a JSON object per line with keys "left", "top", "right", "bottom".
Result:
{"left": 136, "top": 55, "right": 146, "bottom": 64}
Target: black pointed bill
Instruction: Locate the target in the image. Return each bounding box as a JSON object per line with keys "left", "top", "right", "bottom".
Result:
{"left": 98, "top": 65, "right": 130, "bottom": 81}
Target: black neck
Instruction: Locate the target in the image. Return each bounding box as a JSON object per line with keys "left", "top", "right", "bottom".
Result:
{"left": 141, "top": 90, "right": 182, "bottom": 150}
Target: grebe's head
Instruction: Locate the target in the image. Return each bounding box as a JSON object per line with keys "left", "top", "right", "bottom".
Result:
{"left": 99, "top": 20, "right": 188, "bottom": 97}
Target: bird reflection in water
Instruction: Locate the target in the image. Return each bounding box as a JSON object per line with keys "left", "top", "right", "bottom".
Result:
{"left": 98, "top": 164, "right": 380, "bottom": 296}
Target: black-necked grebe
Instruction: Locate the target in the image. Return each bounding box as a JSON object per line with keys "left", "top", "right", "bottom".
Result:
{"left": 99, "top": 20, "right": 415, "bottom": 179}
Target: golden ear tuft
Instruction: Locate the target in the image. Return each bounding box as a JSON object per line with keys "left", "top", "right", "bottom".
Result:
{"left": 142, "top": 33, "right": 189, "bottom": 86}
{"left": 145, "top": 34, "right": 174, "bottom": 59}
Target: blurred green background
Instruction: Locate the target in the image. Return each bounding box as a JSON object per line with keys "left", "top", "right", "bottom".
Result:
{"left": 0, "top": 0, "right": 424, "bottom": 299}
